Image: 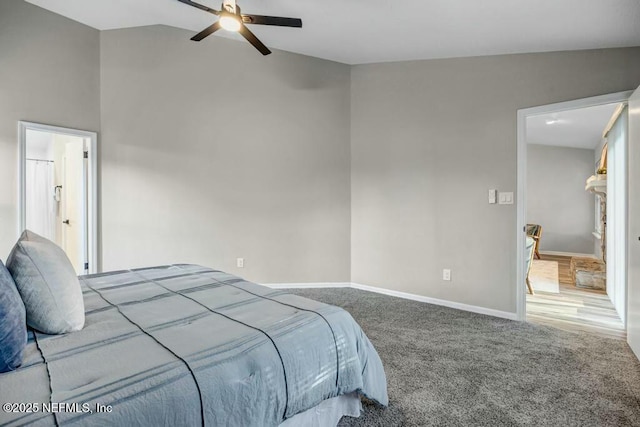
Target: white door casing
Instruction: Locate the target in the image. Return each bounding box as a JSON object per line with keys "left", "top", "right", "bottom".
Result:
{"left": 18, "top": 121, "right": 98, "bottom": 274}
{"left": 515, "top": 91, "right": 633, "bottom": 321}
{"left": 627, "top": 86, "right": 640, "bottom": 358}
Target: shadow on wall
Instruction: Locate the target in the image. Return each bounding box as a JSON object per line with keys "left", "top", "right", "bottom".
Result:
{"left": 271, "top": 52, "right": 343, "bottom": 90}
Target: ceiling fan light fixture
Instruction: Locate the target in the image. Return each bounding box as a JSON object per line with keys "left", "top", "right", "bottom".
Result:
{"left": 178, "top": 0, "right": 302, "bottom": 55}
{"left": 219, "top": 14, "right": 241, "bottom": 32}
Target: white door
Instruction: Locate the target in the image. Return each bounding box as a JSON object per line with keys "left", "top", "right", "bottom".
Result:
{"left": 627, "top": 86, "right": 640, "bottom": 358}
{"left": 61, "top": 139, "right": 87, "bottom": 275}
{"left": 606, "top": 105, "right": 628, "bottom": 324}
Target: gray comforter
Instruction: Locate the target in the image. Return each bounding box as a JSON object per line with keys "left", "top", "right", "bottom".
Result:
{"left": 0, "top": 264, "right": 388, "bottom": 426}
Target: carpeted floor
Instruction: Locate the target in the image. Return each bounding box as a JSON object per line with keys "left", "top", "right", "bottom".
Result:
{"left": 290, "top": 288, "right": 640, "bottom": 427}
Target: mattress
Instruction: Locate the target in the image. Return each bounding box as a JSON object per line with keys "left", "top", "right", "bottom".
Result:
{"left": 0, "top": 264, "right": 387, "bottom": 426}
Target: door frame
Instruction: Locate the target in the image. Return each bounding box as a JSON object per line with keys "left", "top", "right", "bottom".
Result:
{"left": 18, "top": 121, "right": 99, "bottom": 274}
{"left": 515, "top": 91, "right": 633, "bottom": 321}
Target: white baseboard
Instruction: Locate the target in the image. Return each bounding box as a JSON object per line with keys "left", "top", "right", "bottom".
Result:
{"left": 264, "top": 282, "right": 352, "bottom": 289}
{"left": 350, "top": 283, "right": 518, "bottom": 320}
{"left": 264, "top": 282, "right": 518, "bottom": 321}
{"left": 540, "top": 250, "right": 596, "bottom": 258}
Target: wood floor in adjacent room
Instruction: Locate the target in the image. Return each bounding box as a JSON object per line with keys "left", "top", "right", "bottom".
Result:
{"left": 526, "top": 254, "right": 625, "bottom": 340}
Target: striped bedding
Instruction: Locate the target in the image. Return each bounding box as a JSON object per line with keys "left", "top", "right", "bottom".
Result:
{"left": 0, "top": 264, "right": 388, "bottom": 426}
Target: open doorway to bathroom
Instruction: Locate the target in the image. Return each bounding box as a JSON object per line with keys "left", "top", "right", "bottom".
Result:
{"left": 18, "top": 122, "right": 98, "bottom": 274}
{"left": 516, "top": 92, "right": 632, "bottom": 339}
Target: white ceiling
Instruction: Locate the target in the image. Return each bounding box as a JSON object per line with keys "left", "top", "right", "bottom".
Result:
{"left": 526, "top": 103, "right": 620, "bottom": 150}
{"left": 25, "top": 0, "right": 640, "bottom": 64}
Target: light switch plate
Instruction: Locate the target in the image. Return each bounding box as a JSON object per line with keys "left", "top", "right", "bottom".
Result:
{"left": 489, "top": 189, "right": 497, "bottom": 204}
{"left": 498, "top": 192, "right": 514, "bottom": 205}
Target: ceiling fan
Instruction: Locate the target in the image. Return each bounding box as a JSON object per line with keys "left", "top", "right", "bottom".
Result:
{"left": 177, "top": 0, "right": 302, "bottom": 56}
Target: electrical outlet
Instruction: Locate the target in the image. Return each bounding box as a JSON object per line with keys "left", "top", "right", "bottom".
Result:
{"left": 237, "top": 258, "right": 244, "bottom": 268}
{"left": 443, "top": 269, "right": 451, "bottom": 281}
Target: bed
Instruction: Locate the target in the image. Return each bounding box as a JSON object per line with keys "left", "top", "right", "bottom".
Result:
{"left": 0, "top": 264, "right": 388, "bottom": 426}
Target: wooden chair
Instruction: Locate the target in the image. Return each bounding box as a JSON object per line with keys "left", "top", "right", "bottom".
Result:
{"left": 526, "top": 224, "right": 542, "bottom": 260}
{"left": 525, "top": 236, "right": 536, "bottom": 295}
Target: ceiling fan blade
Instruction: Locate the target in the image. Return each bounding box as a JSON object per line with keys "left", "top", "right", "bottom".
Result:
{"left": 191, "top": 21, "right": 221, "bottom": 41}
{"left": 241, "top": 15, "right": 302, "bottom": 28}
{"left": 238, "top": 24, "right": 271, "bottom": 55}
{"left": 177, "top": 0, "right": 220, "bottom": 16}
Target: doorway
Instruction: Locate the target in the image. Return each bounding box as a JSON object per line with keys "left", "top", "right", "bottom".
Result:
{"left": 18, "top": 122, "right": 98, "bottom": 274}
{"left": 516, "top": 92, "right": 631, "bottom": 333}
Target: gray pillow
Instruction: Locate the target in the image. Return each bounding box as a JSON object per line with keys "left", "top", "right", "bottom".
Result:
{"left": 0, "top": 259, "right": 27, "bottom": 372}
{"left": 6, "top": 230, "right": 85, "bottom": 334}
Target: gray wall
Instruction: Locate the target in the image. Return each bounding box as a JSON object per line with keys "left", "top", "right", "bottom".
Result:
{"left": 351, "top": 48, "right": 640, "bottom": 314}
{"left": 526, "top": 144, "right": 595, "bottom": 254}
{"left": 0, "top": 0, "right": 101, "bottom": 259}
{"left": 3, "top": 0, "right": 640, "bottom": 316}
{"left": 100, "top": 26, "right": 352, "bottom": 283}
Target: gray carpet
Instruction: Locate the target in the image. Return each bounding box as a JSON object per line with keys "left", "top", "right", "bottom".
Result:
{"left": 290, "top": 288, "right": 640, "bottom": 427}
